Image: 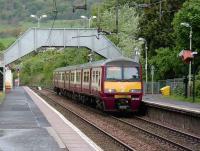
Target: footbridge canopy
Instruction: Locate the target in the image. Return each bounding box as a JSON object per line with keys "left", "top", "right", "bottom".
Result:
{"left": 3, "top": 28, "right": 123, "bottom": 65}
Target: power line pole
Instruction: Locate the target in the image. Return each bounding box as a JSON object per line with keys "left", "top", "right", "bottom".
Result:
{"left": 116, "top": 0, "right": 119, "bottom": 34}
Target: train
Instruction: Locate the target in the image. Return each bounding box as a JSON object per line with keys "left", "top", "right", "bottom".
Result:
{"left": 53, "top": 57, "right": 143, "bottom": 112}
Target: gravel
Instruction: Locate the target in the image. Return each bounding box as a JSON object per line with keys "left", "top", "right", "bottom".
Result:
{"left": 36, "top": 89, "right": 194, "bottom": 151}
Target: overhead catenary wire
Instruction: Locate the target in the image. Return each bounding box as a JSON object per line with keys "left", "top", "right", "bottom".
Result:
{"left": 45, "top": 0, "right": 90, "bottom": 47}
{"left": 46, "top": 0, "right": 58, "bottom": 46}
{"left": 44, "top": 0, "right": 114, "bottom": 55}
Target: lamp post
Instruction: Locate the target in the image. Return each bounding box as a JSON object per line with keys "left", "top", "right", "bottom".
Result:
{"left": 138, "top": 38, "right": 148, "bottom": 84}
{"left": 192, "top": 51, "right": 198, "bottom": 102}
{"left": 134, "top": 47, "right": 140, "bottom": 63}
{"left": 30, "top": 14, "right": 47, "bottom": 28}
{"left": 180, "top": 22, "right": 192, "bottom": 97}
{"left": 80, "top": 16, "right": 96, "bottom": 28}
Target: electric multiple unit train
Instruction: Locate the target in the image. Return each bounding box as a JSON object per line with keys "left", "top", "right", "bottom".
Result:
{"left": 53, "top": 57, "right": 143, "bottom": 112}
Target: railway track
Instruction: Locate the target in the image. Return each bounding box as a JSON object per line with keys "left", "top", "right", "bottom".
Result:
{"left": 34, "top": 87, "right": 200, "bottom": 151}
{"left": 33, "top": 88, "right": 135, "bottom": 151}
{"left": 112, "top": 116, "right": 197, "bottom": 151}
{"left": 135, "top": 116, "right": 200, "bottom": 145}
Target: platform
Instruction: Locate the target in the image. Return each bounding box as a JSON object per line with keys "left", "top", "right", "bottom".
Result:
{"left": 143, "top": 94, "right": 200, "bottom": 115}
{"left": 0, "top": 87, "right": 63, "bottom": 151}
{"left": 25, "top": 87, "right": 102, "bottom": 151}
{"left": 0, "top": 87, "right": 102, "bottom": 151}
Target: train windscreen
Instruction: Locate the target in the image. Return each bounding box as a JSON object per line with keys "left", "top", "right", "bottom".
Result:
{"left": 106, "top": 66, "right": 140, "bottom": 81}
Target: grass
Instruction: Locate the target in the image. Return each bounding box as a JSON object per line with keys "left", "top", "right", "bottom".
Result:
{"left": 0, "top": 37, "right": 16, "bottom": 48}
{"left": 0, "top": 19, "right": 86, "bottom": 32}
{"left": 0, "top": 19, "right": 87, "bottom": 49}
{"left": 164, "top": 95, "right": 200, "bottom": 104}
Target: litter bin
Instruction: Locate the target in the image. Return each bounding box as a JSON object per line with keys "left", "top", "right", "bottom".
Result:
{"left": 160, "top": 86, "right": 170, "bottom": 96}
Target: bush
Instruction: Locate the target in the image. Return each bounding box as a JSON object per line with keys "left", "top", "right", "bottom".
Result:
{"left": 196, "top": 72, "right": 200, "bottom": 98}
{"left": 173, "top": 85, "right": 184, "bottom": 96}
{"left": 196, "top": 81, "right": 200, "bottom": 98}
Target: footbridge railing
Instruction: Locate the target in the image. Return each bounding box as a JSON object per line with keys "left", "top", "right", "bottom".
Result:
{"left": 4, "top": 28, "right": 122, "bottom": 65}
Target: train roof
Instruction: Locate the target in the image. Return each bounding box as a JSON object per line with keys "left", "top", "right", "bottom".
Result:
{"left": 54, "top": 57, "right": 139, "bottom": 72}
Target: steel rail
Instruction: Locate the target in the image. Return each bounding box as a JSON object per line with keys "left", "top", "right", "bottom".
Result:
{"left": 111, "top": 116, "right": 193, "bottom": 151}
{"left": 135, "top": 116, "right": 200, "bottom": 143}
{"left": 34, "top": 88, "right": 136, "bottom": 151}
{"left": 39, "top": 88, "right": 199, "bottom": 150}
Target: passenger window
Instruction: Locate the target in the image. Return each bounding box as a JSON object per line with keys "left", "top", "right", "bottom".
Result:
{"left": 96, "top": 71, "right": 99, "bottom": 83}
{"left": 71, "top": 72, "right": 74, "bottom": 82}
{"left": 92, "top": 71, "right": 95, "bottom": 83}
{"left": 84, "top": 72, "right": 87, "bottom": 82}
{"left": 76, "top": 72, "right": 81, "bottom": 83}
{"left": 66, "top": 73, "right": 69, "bottom": 81}
{"left": 84, "top": 71, "right": 90, "bottom": 83}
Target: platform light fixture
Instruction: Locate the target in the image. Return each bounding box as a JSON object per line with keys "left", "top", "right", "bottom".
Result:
{"left": 30, "top": 14, "right": 47, "bottom": 28}
{"left": 80, "top": 16, "right": 97, "bottom": 28}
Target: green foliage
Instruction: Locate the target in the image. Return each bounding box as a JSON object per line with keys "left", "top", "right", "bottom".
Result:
{"left": 0, "top": 42, "right": 5, "bottom": 51}
{"left": 138, "top": 0, "right": 186, "bottom": 56}
{"left": 0, "top": 37, "right": 16, "bottom": 48}
{"left": 173, "top": 85, "right": 184, "bottom": 96}
{"left": 94, "top": 4, "right": 141, "bottom": 58}
{"left": 196, "top": 72, "right": 200, "bottom": 98}
{"left": 0, "top": 0, "right": 100, "bottom": 24}
{"left": 93, "top": 0, "right": 188, "bottom": 80}
{"left": 173, "top": 0, "right": 200, "bottom": 68}
{"left": 4, "top": 0, "right": 200, "bottom": 90}
{"left": 150, "top": 47, "right": 185, "bottom": 80}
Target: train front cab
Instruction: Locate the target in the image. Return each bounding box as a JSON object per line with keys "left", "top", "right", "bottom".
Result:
{"left": 100, "top": 60, "right": 143, "bottom": 112}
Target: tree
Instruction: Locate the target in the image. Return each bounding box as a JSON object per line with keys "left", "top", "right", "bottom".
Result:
{"left": 173, "top": 0, "right": 200, "bottom": 78}
{"left": 173, "top": 0, "right": 200, "bottom": 52}
{"left": 150, "top": 47, "right": 186, "bottom": 80}
{"left": 138, "top": 0, "right": 186, "bottom": 57}
{"left": 94, "top": 4, "right": 141, "bottom": 58}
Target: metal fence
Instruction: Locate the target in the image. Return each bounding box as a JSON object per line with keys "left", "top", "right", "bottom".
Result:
{"left": 144, "top": 78, "right": 184, "bottom": 95}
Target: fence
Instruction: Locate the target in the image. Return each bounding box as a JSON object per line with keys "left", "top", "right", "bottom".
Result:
{"left": 144, "top": 78, "right": 184, "bottom": 95}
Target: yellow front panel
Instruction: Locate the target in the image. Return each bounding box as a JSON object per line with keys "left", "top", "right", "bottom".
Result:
{"left": 104, "top": 82, "right": 142, "bottom": 93}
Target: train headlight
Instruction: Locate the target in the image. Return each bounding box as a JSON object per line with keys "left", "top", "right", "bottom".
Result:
{"left": 129, "top": 89, "right": 141, "bottom": 93}
{"left": 105, "top": 89, "right": 116, "bottom": 93}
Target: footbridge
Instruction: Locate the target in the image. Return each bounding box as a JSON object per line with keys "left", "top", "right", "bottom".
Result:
{"left": 3, "top": 28, "right": 122, "bottom": 65}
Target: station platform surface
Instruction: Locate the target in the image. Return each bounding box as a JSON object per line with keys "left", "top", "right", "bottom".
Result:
{"left": 0, "top": 87, "right": 63, "bottom": 151}
{"left": 143, "top": 94, "right": 200, "bottom": 115}
{"left": 0, "top": 87, "right": 102, "bottom": 151}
